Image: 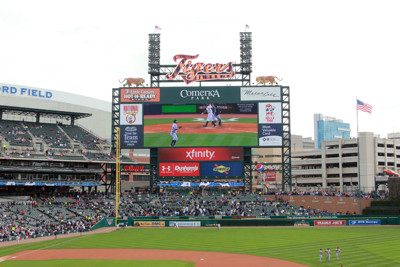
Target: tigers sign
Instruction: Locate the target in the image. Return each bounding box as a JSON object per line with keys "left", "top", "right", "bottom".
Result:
{"left": 166, "top": 54, "right": 235, "bottom": 84}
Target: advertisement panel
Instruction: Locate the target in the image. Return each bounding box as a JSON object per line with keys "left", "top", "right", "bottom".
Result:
{"left": 121, "top": 164, "right": 149, "bottom": 172}
{"left": 120, "top": 104, "right": 143, "bottom": 125}
{"left": 349, "top": 219, "right": 381, "bottom": 226}
{"left": 159, "top": 162, "right": 200, "bottom": 177}
{"left": 168, "top": 221, "right": 201, "bottom": 227}
{"left": 120, "top": 88, "right": 160, "bottom": 103}
{"left": 258, "top": 102, "right": 282, "bottom": 124}
{"left": 314, "top": 220, "right": 346, "bottom": 226}
{"left": 120, "top": 125, "right": 143, "bottom": 148}
{"left": 200, "top": 162, "right": 243, "bottom": 177}
{"left": 258, "top": 124, "right": 283, "bottom": 147}
{"left": 160, "top": 87, "right": 240, "bottom": 104}
{"left": 159, "top": 147, "right": 243, "bottom": 162}
{"left": 240, "top": 87, "right": 281, "bottom": 101}
{"left": 133, "top": 221, "right": 165, "bottom": 227}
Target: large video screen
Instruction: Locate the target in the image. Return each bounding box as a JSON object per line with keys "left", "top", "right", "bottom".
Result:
{"left": 116, "top": 86, "right": 284, "bottom": 148}
{"left": 144, "top": 103, "right": 257, "bottom": 147}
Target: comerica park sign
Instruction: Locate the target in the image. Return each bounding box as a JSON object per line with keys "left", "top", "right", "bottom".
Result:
{"left": 166, "top": 54, "right": 234, "bottom": 84}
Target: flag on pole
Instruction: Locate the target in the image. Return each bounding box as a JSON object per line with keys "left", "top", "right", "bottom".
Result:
{"left": 155, "top": 25, "right": 162, "bottom": 31}
{"left": 357, "top": 99, "right": 373, "bottom": 114}
{"left": 245, "top": 24, "right": 250, "bottom": 29}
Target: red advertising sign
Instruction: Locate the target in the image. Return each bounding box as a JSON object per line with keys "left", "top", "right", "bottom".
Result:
{"left": 120, "top": 88, "right": 160, "bottom": 102}
{"left": 159, "top": 162, "right": 200, "bottom": 177}
{"left": 265, "top": 171, "right": 276, "bottom": 181}
{"left": 166, "top": 54, "right": 235, "bottom": 84}
{"left": 122, "top": 165, "right": 146, "bottom": 172}
{"left": 314, "top": 220, "right": 346, "bottom": 226}
{"left": 158, "top": 147, "right": 242, "bottom": 162}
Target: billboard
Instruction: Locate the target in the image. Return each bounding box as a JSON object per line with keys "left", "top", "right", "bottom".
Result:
{"left": 349, "top": 220, "right": 381, "bottom": 226}
{"left": 314, "top": 220, "right": 346, "bottom": 226}
{"left": 200, "top": 162, "right": 243, "bottom": 177}
{"left": 120, "top": 104, "right": 143, "bottom": 125}
{"left": 159, "top": 162, "right": 200, "bottom": 177}
{"left": 120, "top": 88, "right": 160, "bottom": 103}
{"left": 114, "top": 86, "right": 286, "bottom": 148}
{"left": 120, "top": 125, "right": 143, "bottom": 147}
{"left": 158, "top": 147, "right": 243, "bottom": 162}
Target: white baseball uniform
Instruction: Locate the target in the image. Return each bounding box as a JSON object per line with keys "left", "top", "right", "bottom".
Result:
{"left": 170, "top": 122, "right": 178, "bottom": 141}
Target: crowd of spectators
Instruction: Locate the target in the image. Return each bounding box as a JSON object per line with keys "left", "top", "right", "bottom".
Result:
{"left": 0, "top": 188, "right": 390, "bottom": 243}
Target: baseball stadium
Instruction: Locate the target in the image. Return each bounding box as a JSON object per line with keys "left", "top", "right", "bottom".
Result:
{"left": 0, "top": 32, "right": 400, "bottom": 267}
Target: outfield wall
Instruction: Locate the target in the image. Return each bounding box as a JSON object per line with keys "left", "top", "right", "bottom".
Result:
{"left": 93, "top": 215, "right": 400, "bottom": 230}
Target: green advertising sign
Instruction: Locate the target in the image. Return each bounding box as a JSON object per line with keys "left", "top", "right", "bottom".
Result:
{"left": 159, "top": 86, "right": 241, "bottom": 104}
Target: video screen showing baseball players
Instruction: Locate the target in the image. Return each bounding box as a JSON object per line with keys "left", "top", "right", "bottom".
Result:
{"left": 143, "top": 103, "right": 258, "bottom": 147}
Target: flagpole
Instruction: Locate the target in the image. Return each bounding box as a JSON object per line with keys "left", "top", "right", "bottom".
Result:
{"left": 356, "top": 98, "right": 362, "bottom": 215}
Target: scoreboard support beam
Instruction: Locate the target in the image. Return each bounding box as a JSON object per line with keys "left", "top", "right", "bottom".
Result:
{"left": 281, "top": 86, "right": 292, "bottom": 191}
{"left": 150, "top": 148, "right": 158, "bottom": 193}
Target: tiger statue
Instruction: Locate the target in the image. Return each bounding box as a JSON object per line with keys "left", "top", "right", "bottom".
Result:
{"left": 119, "top": 78, "right": 145, "bottom": 87}
{"left": 256, "top": 76, "right": 282, "bottom": 85}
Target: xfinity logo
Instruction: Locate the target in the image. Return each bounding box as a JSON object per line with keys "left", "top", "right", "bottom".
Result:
{"left": 186, "top": 149, "right": 215, "bottom": 160}
{"left": 180, "top": 89, "right": 221, "bottom": 100}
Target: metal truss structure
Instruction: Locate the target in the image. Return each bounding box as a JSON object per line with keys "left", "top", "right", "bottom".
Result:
{"left": 148, "top": 33, "right": 252, "bottom": 87}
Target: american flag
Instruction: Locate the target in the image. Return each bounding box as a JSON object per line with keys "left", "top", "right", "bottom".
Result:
{"left": 155, "top": 25, "right": 162, "bottom": 31}
{"left": 245, "top": 24, "right": 250, "bottom": 29}
{"left": 357, "top": 99, "right": 373, "bottom": 114}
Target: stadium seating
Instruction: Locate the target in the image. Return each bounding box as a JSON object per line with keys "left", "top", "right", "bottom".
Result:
{"left": 0, "top": 120, "right": 31, "bottom": 146}
{"left": 25, "top": 122, "right": 71, "bottom": 149}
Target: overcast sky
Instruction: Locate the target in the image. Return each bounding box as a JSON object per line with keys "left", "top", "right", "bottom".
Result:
{"left": 1, "top": 0, "right": 399, "bottom": 139}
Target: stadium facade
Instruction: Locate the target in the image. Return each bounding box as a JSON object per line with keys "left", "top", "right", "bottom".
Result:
{"left": 292, "top": 132, "right": 397, "bottom": 193}
{"left": 0, "top": 82, "right": 138, "bottom": 195}
{"left": 0, "top": 83, "right": 111, "bottom": 139}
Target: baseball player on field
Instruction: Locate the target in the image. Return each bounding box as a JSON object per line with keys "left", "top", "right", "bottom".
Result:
{"left": 336, "top": 247, "right": 341, "bottom": 260}
{"left": 201, "top": 103, "right": 216, "bottom": 128}
{"left": 170, "top": 119, "right": 182, "bottom": 147}
{"left": 213, "top": 103, "right": 222, "bottom": 126}
{"left": 319, "top": 248, "right": 323, "bottom": 262}
{"left": 324, "top": 248, "right": 331, "bottom": 261}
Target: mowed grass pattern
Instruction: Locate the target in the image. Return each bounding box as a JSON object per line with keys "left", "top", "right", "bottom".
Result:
{"left": 144, "top": 132, "right": 258, "bottom": 147}
{"left": 1, "top": 227, "right": 400, "bottom": 266}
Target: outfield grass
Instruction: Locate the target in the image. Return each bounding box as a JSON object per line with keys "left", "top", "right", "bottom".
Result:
{"left": 144, "top": 132, "right": 258, "bottom": 147}
{"left": 1, "top": 227, "right": 400, "bottom": 266}
{"left": 144, "top": 117, "right": 257, "bottom": 126}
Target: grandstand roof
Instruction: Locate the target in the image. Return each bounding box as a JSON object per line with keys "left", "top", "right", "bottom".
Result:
{"left": 0, "top": 105, "right": 91, "bottom": 120}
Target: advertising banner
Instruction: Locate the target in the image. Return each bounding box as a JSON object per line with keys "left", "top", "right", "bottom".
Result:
{"left": 160, "top": 87, "right": 240, "bottom": 104}
{"left": 133, "top": 221, "right": 165, "bottom": 227}
{"left": 121, "top": 164, "right": 149, "bottom": 172}
{"left": 159, "top": 147, "right": 243, "bottom": 162}
{"left": 120, "top": 88, "right": 160, "bottom": 103}
{"left": 120, "top": 125, "right": 143, "bottom": 148}
{"left": 200, "top": 162, "right": 243, "bottom": 177}
{"left": 258, "top": 102, "right": 282, "bottom": 124}
{"left": 258, "top": 124, "right": 283, "bottom": 147}
{"left": 120, "top": 104, "right": 143, "bottom": 125}
{"left": 157, "top": 182, "right": 244, "bottom": 187}
{"left": 168, "top": 221, "right": 201, "bottom": 227}
{"left": 314, "top": 220, "right": 346, "bottom": 226}
{"left": 240, "top": 87, "right": 281, "bottom": 101}
{"left": 159, "top": 162, "right": 200, "bottom": 177}
{"left": 349, "top": 219, "right": 381, "bottom": 226}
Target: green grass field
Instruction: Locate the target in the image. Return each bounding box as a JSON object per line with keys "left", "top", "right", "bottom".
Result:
{"left": 1, "top": 227, "right": 400, "bottom": 266}
{"left": 144, "top": 117, "right": 258, "bottom": 147}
